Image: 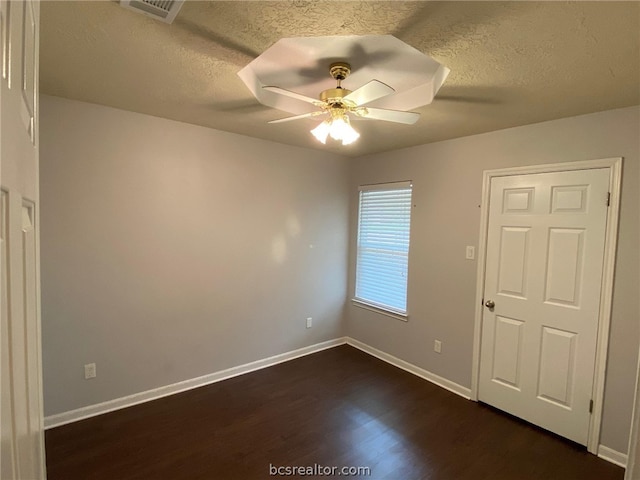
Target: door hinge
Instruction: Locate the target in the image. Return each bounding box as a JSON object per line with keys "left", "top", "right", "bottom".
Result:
{"left": 606, "top": 192, "right": 611, "bottom": 207}
{"left": 589, "top": 399, "right": 594, "bottom": 414}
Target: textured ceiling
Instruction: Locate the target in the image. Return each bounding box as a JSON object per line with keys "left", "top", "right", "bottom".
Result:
{"left": 40, "top": 1, "right": 640, "bottom": 157}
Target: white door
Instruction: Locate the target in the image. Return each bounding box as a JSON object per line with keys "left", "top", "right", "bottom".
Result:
{"left": 478, "top": 168, "right": 610, "bottom": 445}
{"left": 0, "top": 0, "right": 45, "bottom": 478}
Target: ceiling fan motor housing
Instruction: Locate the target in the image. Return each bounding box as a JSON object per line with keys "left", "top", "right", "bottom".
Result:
{"left": 320, "top": 88, "right": 354, "bottom": 106}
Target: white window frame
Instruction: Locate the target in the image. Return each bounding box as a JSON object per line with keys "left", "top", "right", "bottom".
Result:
{"left": 352, "top": 181, "right": 412, "bottom": 321}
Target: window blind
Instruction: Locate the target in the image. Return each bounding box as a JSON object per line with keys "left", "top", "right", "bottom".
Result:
{"left": 355, "top": 182, "right": 412, "bottom": 315}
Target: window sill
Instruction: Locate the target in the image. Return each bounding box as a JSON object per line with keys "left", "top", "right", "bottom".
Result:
{"left": 351, "top": 299, "right": 408, "bottom": 322}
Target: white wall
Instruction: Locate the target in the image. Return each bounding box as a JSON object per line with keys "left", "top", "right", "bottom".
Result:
{"left": 346, "top": 106, "right": 640, "bottom": 454}
{"left": 40, "top": 95, "right": 349, "bottom": 416}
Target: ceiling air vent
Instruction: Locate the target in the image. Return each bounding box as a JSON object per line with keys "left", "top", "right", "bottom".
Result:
{"left": 119, "top": 0, "right": 185, "bottom": 24}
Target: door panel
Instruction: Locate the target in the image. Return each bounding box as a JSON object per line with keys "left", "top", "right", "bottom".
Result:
{"left": 479, "top": 168, "right": 609, "bottom": 445}
{"left": 497, "top": 227, "right": 530, "bottom": 298}
{"left": 491, "top": 316, "right": 524, "bottom": 390}
{"left": 20, "top": 0, "right": 35, "bottom": 142}
{"left": 502, "top": 187, "right": 535, "bottom": 213}
{"left": 537, "top": 326, "right": 576, "bottom": 408}
{"left": 544, "top": 228, "right": 584, "bottom": 307}
{"left": 550, "top": 184, "right": 588, "bottom": 213}
{"left": 1, "top": 0, "right": 10, "bottom": 84}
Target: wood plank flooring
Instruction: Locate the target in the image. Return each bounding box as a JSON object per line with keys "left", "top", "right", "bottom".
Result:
{"left": 45, "top": 345, "right": 624, "bottom": 480}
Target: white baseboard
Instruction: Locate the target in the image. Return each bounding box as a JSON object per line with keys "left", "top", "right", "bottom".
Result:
{"left": 45, "top": 337, "right": 348, "bottom": 429}
{"left": 598, "top": 445, "right": 628, "bottom": 469}
{"left": 346, "top": 337, "right": 471, "bottom": 400}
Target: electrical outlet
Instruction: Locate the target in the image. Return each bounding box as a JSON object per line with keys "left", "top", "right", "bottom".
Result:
{"left": 306, "top": 317, "right": 312, "bottom": 329}
{"left": 84, "top": 363, "right": 96, "bottom": 379}
{"left": 434, "top": 340, "right": 442, "bottom": 354}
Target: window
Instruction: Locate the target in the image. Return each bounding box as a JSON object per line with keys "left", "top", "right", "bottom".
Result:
{"left": 354, "top": 181, "right": 412, "bottom": 318}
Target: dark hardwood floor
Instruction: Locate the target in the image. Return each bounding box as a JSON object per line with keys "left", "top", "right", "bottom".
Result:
{"left": 45, "top": 345, "right": 624, "bottom": 480}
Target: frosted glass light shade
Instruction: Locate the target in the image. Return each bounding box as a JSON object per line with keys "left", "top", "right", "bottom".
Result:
{"left": 311, "top": 115, "right": 359, "bottom": 146}
{"left": 311, "top": 120, "right": 331, "bottom": 144}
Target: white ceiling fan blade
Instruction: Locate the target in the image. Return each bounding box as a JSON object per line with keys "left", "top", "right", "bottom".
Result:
{"left": 262, "top": 86, "right": 320, "bottom": 105}
{"left": 343, "top": 80, "right": 395, "bottom": 106}
{"left": 268, "top": 111, "right": 325, "bottom": 124}
{"left": 359, "top": 107, "right": 420, "bottom": 125}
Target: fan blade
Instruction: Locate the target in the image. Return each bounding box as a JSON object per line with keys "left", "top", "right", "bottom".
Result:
{"left": 263, "top": 86, "right": 320, "bottom": 105}
{"left": 344, "top": 80, "right": 395, "bottom": 107}
{"left": 268, "top": 111, "right": 326, "bottom": 124}
{"left": 359, "top": 107, "right": 420, "bottom": 125}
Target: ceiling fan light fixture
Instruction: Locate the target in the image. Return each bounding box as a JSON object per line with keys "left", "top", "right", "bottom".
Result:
{"left": 241, "top": 36, "right": 451, "bottom": 148}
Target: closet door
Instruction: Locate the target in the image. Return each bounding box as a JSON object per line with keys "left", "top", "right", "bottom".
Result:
{"left": 0, "top": 1, "right": 45, "bottom": 478}
{"left": 479, "top": 168, "right": 609, "bottom": 445}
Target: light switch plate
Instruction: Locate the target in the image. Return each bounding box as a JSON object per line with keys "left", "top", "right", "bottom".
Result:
{"left": 466, "top": 246, "right": 475, "bottom": 260}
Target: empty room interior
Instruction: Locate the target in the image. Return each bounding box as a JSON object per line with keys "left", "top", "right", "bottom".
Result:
{"left": 1, "top": 1, "right": 640, "bottom": 479}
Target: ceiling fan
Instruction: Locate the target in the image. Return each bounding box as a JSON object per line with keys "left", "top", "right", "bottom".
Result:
{"left": 263, "top": 62, "right": 420, "bottom": 145}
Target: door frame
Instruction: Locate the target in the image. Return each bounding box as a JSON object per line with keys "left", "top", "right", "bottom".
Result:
{"left": 470, "top": 157, "right": 623, "bottom": 454}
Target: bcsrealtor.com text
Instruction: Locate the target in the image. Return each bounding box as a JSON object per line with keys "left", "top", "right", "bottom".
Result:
{"left": 269, "top": 463, "right": 371, "bottom": 476}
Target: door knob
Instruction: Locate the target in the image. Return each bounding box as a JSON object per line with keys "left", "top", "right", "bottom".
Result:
{"left": 485, "top": 300, "right": 495, "bottom": 309}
